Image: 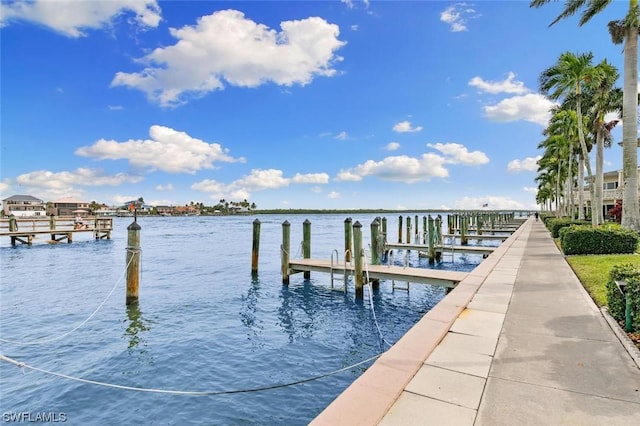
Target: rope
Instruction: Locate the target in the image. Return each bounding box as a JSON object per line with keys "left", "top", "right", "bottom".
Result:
{"left": 361, "top": 249, "right": 393, "bottom": 348}
{"left": 0, "top": 352, "right": 382, "bottom": 396}
{"left": 0, "top": 252, "right": 138, "bottom": 346}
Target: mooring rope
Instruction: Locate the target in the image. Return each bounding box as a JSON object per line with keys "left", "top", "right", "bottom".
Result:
{"left": 0, "top": 252, "right": 137, "bottom": 346}
{"left": 0, "top": 352, "right": 382, "bottom": 396}
{"left": 361, "top": 249, "right": 393, "bottom": 348}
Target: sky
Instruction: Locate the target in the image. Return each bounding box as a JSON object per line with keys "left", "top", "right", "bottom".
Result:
{"left": 0, "top": 0, "right": 633, "bottom": 210}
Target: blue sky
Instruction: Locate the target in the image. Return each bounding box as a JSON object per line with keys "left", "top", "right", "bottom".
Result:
{"left": 0, "top": 0, "right": 631, "bottom": 210}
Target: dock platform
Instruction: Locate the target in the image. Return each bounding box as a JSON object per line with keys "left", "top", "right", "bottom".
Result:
{"left": 289, "top": 258, "right": 468, "bottom": 288}
{"left": 384, "top": 242, "right": 496, "bottom": 256}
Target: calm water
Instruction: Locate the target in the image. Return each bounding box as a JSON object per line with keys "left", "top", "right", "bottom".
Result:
{"left": 0, "top": 213, "right": 493, "bottom": 425}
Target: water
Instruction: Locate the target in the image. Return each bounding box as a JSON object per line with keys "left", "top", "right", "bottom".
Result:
{"left": 0, "top": 213, "right": 493, "bottom": 425}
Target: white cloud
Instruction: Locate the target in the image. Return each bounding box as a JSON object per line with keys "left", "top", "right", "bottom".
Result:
{"left": 507, "top": 156, "right": 541, "bottom": 172}
{"left": 440, "top": 3, "right": 480, "bottom": 32}
{"left": 111, "top": 10, "right": 346, "bottom": 107}
{"left": 523, "top": 186, "right": 538, "bottom": 194}
{"left": 335, "top": 154, "right": 449, "bottom": 183}
{"left": 75, "top": 125, "right": 244, "bottom": 174}
{"left": 469, "top": 72, "right": 529, "bottom": 95}
{"left": 393, "top": 120, "right": 423, "bottom": 133}
{"left": 335, "top": 131, "right": 350, "bottom": 140}
{"left": 0, "top": 0, "right": 161, "bottom": 37}
{"left": 328, "top": 191, "right": 341, "bottom": 199}
{"left": 191, "top": 168, "right": 328, "bottom": 199}
{"left": 454, "top": 195, "right": 532, "bottom": 210}
{"left": 427, "top": 143, "right": 489, "bottom": 165}
{"left": 108, "top": 105, "right": 124, "bottom": 111}
{"left": 386, "top": 142, "right": 400, "bottom": 151}
{"left": 483, "top": 93, "right": 557, "bottom": 126}
{"left": 156, "top": 183, "right": 174, "bottom": 191}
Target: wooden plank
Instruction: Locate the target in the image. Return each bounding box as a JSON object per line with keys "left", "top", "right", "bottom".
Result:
{"left": 385, "top": 242, "right": 496, "bottom": 256}
{"left": 288, "top": 258, "right": 467, "bottom": 288}
{"left": 442, "top": 233, "right": 509, "bottom": 241}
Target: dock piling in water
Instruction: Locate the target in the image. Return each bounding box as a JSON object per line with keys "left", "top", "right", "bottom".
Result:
{"left": 281, "top": 221, "right": 291, "bottom": 285}
{"left": 353, "top": 221, "right": 364, "bottom": 299}
{"left": 251, "top": 219, "right": 261, "bottom": 276}
{"left": 344, "top": 217, "right": 352, "bottom": 262}
{"left": 303, "top": 219, "right": 311, "bottom": 279}
{"left": 126, "top": 220, "right": 141, "bottom": 305}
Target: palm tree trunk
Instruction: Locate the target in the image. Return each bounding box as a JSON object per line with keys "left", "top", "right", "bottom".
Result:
{"left": 577, "top": 153, "right": 585, "bottom": 220}
{"left": 595, "top": 129, "right": 605, "bottom": 225}
{"left": 621, "top": 22, "right": 639, "bottom": 231}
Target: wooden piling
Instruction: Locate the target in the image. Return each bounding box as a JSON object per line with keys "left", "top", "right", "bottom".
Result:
{"left": 461, "top": 215, "right": 469, "bottom": 245}
{"left": 281, "top": 221, "right": 291, "bottom": 285}
{"left": 435, "top": 215, "right": 443, "bottom": 261}
{"left": 251, "top": 219, "right": 261, "bottom": 276}
{"left": 422, "top": 216, "right": 428, "bottom": 244}
{"left": 9, "top": 215, "right": 17, "bottom": 232}
{"left": 428, "top": 215, "right": 436, "bottom": 263}
{"left": 353, "top": 221, "right": 364, "bottom": 299}
{"left": 126, "top": 220, "right": 141, "bottom": 305}
{"left": 397, "top": 215, "right": 403, "bottom": 243}
{"left": 370, "top": 219, "right": 380, "bottom": 290}
{"left": 414, "top": 215, "right": 419, "bottom": 243}
{"left": 303, "top": 219, "right": 311, "bottom": 279}
{"left": 344, "top": 217, "right": 352, "bottom": 262}
{"left": 406, "top": 216, "right": 411, "bottom": 245}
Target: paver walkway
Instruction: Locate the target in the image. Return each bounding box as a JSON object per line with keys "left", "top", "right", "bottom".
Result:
{"left": 313, "top": 218, "right": 640, "bottom": 425}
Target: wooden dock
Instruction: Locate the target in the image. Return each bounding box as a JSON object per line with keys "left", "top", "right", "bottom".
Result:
{"left": 0, "top": 216, "right": 113, "bottom": 246}
{"left": 442, "top": 233, "right": 509, "bottom": 241}
{"left": 384, "top": 242, "right": 496, "bottom": 256}
{"left": 288, "top": 258, "right": 468, "bottom": 288}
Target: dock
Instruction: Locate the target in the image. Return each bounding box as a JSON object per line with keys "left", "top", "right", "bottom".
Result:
{"left": 384, "top": 242, "right": 496, "bottom": 257}
{"left": 0, "top": 216, "right": 113, "bottom": 246}
{"left": 289, "top": 258, "right": 468, "bottom": 288}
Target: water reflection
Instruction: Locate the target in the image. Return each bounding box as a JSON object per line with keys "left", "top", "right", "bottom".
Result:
{"left": 123, "top": 304, "right": 151, "bottom": 351}
{"left": 240, "top": 276, "right": 264, "bottom": 345}
{"left": 276, "top": 279, "right": 324, "bottom": 342}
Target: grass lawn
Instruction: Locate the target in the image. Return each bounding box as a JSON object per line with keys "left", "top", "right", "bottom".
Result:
{"left": 566, "top": 254, "right": 639, "bottom": 307}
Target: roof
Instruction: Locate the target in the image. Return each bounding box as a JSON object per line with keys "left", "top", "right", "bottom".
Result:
{"left": 53, "top": 196, "right": 88, "bottom": 204}
{"left": 2, "top": 194, "right": 43, "bottom": 203}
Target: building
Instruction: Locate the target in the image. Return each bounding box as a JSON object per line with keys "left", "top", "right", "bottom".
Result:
{"left": 1, "top": 194, "right": 46, "bottom": 217}
{"left": 50, "top": 197, "right": 90, "bottom": 217}
{"left": 576, "top": 167, "right": 640, "bottom": 218}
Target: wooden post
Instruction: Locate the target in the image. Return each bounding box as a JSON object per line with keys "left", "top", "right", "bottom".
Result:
{"left": 49, "top": 214, "right": 56, "bottom": 241}
{"left": 126, "top": 220, "right": 141, "bottom": 305}
{"left": 461, "top": 215, "right": 469, "bottom": 245}
{"left": 344, "top": 217, "right": 352, "bottom": 262}
{"left": 8, "top": 215, "right": 17, "bottom": 232}
{"left": 435, "top": 215, "right": 443, "bottom": 261}
{"left": 477, "top": 214, "right": 483, "bottom": 236}
{"left": 414, "top": 215, "right": 419, "bottom": 243}
{"left": 353, "top": 221, "right": 364, "bottom": 299}
{"left": 303, "top": 219, "right": 311, "bottom": 279}
{"left": 281, "top": 221, "right": 291, "bottom": 285}
{"left": 406, "top": 216, "right": 411, "bottom": 245}
{"left": 251, "top": 219, "right": 261, "bottom": 276}
{"left": 397, "top": 215, "right": 403, "bottom": 243}
{"left": 428, "top": 215, "right": 436, "bottom": 263}
{"left": 370, "top": 219, "right": 380, "bottom": 290}
{"left": 423, "top": 216, "right": 428, "bottom": 244}
{"left": 381, "top": 217, "right": 387, "bottom": 248}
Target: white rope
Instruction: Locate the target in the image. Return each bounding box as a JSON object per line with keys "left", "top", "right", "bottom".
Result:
{"left": 0, "top": 352, "right": 382, "bottom": 396}
{"left": 0, "top": 252, "right": 137, "bottom": 346}
{"left": 361, "top": 249, "right": 393, "bottom": 348}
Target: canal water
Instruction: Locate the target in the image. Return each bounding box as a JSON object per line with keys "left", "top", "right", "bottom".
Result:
{"left": 0, "top": 213, "right": 494, "bottom": 425}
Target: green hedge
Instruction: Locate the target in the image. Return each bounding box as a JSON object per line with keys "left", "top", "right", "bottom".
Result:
{"left": 606, "top": 264, "right": 640, "bottom": 332}
{"left": 547, "top": 218, "right": 591, "bottom": 238}
{"left": 560, "top": 225, "right": 639, "bottom": 255}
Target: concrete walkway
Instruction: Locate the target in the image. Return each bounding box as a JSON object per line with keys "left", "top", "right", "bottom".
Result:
{"left": 312, "top": 218, "right": 640, "bottom": 425}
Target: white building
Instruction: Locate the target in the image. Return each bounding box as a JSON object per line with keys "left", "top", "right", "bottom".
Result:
{"left": 2, "top": 194, "right": 47, "bottom": 217}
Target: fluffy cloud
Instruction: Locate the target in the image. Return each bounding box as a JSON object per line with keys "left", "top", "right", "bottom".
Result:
{"left": 454, "top": 195, "right": 533, "bottom": 210}
{"left": 440, "top": 3, "right": 480, "bottom": 32}
{"left": 0, "top": 0, "right": 161, "bottom": 37}
{"left": 427, "top": 143, "right": 489, "bottom": 165}
{"left": 386, "top": 142, "right": 400, "bottom": 151}
{"left": 111, "top": 10, "right": 346, "bottom": 107}
{"left": 191, "top": 169, "right": 329, "bottom": 199}
{"left": 392, "top": 121, "right": 423, "bottom": 133}
{"left": 335, "top": 154, "right": 449, "bottom": 183}
{"left": 469, "top": 72, "right": 529, "bottom": 95}
{"left": 483, "top": 93, "right": 557, "bottom": 126}
{"left": 507, "top": 156, "right": 542, "bottom": 172}
{"left": 328, "top": 191, "right": 341, "bottom": 199}
{"left": 75, "top": 125, "right": 244, "bottom": 174}
{"left": 156, "top": 183, "right": 174, "bottom": 191}
{"left": 523, "top": 186, "right": 538, "bottom": 194}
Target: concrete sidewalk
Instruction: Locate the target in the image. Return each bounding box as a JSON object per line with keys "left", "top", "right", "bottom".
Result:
{"left": 475, "top": 219, "right": 640, "bottom": 425}
{"left": 313, "top": 218, "right": 640, "bottom": 425}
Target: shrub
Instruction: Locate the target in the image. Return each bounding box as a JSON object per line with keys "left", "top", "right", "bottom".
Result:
{"left": 547, "top": 218, "right": 590, "bottom": 238}
{"left": 561, "top": 226, "right": 639, "bottom": 255}
{"left": 606, "top": 264, "right": 640, "bottom": 332}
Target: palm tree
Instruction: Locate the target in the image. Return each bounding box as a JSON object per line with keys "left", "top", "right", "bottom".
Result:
{"left": 530, "top": 0, "right": 639, "bottom": 231}
{"left": 539, "top": 52, "right": 600, "bottom": 220}
{"left": 585, "top": 60, "right": 622, "bottom": 224}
